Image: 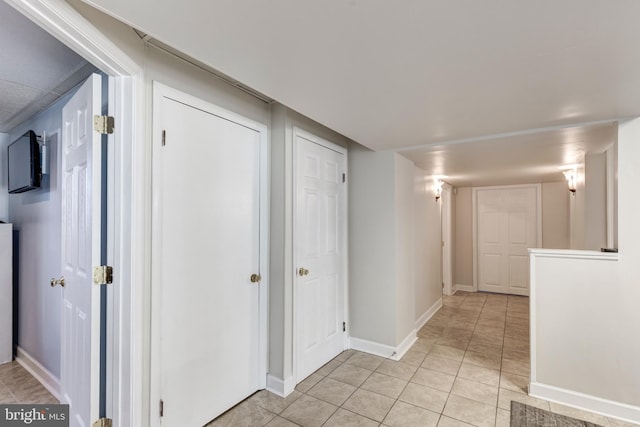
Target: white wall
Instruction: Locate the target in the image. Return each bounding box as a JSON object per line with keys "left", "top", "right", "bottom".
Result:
{"left": 349, "top": 151, "right": 442, "bottom": 356}
{"left": 7, "top": 88, "right": 77, "bottom": 379}
{"left": 394, "top": 155, "right": 416, "bottom": 346}
{"left": 0, "top": 133, "right": 8, "bottom": 221}
{"left": 414, "top": 168, "right": 442, "bottom": 324}
{"left": 349, "top": 148, "right": 397, "bottom": 347}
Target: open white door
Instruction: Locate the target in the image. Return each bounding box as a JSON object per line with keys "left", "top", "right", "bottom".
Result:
{"left": 294, "top": 129, "right": 347, "bottom": 383}
{"left": 60, "top": 73, "right": 103, "bottom": 427}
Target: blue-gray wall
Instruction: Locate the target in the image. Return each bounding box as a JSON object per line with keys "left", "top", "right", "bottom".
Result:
{"left": 8, "top": 88, "right": 77, "bottom": 378}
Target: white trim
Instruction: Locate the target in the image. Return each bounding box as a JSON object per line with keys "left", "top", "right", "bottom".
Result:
{"left": 528, "top": 248, "right": 619, "bottom": 261}
{"left": 415, "top": 298, "right": 443, "bottom": 331}
{"left": 529, "top": 253, "right": 537, "bottom": 383}
{"left": 473, "top": 184, "right": 542, "bottom": 294}
{"left": 349, "top": 338, "right": 400, "bottom": 360}
{"left": 149, "top": 82, "right": 270, "bottom": 426}
{"left": 266, "top": 375, "right": 296, "bottom": 398}
{"left": 349, "top": 330, "right": 417, "bottom": 362}
{"left": 4, "top": 2, "right": 143, "bottom": 426}
{"left": 292, "top": 127, "right": 349, "bottom": 383}
{"left": 605, "top": 146, "right": 615, "bottom": 249}
{"left": 395, "top": 332, "right": 418, "bottom": 360}
{"left": 455, "top": 284, "right": 474, "bottom": 293}
{"left": 15, "top": 347, "right": 61, "bottom": 401}
{"left": 529, "top": 382, "right": 640, "bottom": 425}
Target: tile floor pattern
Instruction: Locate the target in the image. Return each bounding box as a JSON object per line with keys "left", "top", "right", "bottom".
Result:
{"left": 208, "top": 292, "right": 638, "bottom": 427}
{"left": 0, "top": 360, "right": 57, "bottom": 404}
{"left": 0, "top": 292, "right": 637, "bottom": 426}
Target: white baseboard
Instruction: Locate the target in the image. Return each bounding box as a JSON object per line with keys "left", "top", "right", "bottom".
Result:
{"left": 394, "top": 332, "right": 418, "bottom": 360}
{"left": 455, "top": 284, "right": 474, "bottom": 292}
{"left": 350, "top": 330, "right": 417, "bottom": 362}
{"left": 529, "top": 382, "right": 640, "bottom": 424}
{"left": 266, "top": 374, "right": 295, "bottom": 398}
{"left": 415, "top": 298, "right": 443, "bottom": 331}
{"left": 15, "top": 347, "right": 61, "bottom": 401}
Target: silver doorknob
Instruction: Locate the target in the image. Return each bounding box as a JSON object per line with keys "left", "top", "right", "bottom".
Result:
{"left": 50, "top": 276, "right": 65, "bottom": 288}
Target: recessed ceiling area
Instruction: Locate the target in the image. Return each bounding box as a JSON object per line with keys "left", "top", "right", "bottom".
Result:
{"left": 0, "top": 1, "right": 95, "bottom": 133}
{"left": 399, "top": 122, "right": 617, "bottom": 187}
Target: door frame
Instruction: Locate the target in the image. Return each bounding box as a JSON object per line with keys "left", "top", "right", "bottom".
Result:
{"left": 292, "top": 127, "right": 348, "bottom": 384}
{"left": 5, "top": 0, "right": 143, "bottom": 426}
{"left": 441, "top": 183, "right": 454, "bottom": 296}
{"left": 149, "top": 82, "right": 269, "bottom": 426}
{"left": 472, "top": 184, "right": 542, "bottom": 293}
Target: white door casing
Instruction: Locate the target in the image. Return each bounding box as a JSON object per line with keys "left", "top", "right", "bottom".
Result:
{"left": 151, "top": 83, "right": 268, "bottom": 426}
{"left": 7, "top": 1, "right": 144, "bottom": 426}
{"left": 294, "top": 128, "right": 347, "bottom": 383}
{"left": 61, "top": 73, "right": 103, "bottom": 427}
{"left": 473, "top": 185, "right": 541, "bottom": 296}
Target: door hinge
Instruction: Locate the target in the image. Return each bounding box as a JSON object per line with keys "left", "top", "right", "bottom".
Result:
{"left": 162, "top": 130, "right": 166, "bottom": 146}
{"left": 92, "top": 418, "right": 112, "bottom": 427}
{"left": 94, "top": 115, "right": 115, "bottom": 135}
{"left": 342, "top": 321, "right": 346, "bottom": 332}
{"left": 93, "top": 265, "right": 113, "bottom": 285}
{"left": 160, "top": 399, "right": 164, "bottom": 417}
{"left": 342, "top": 173, "right": 346, "bottom": 183}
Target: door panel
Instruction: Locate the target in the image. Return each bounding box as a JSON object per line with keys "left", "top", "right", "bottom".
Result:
{"left": 156, "top": 95, "right": 262, "bottom": 426}
{"left": 477, "top": 186, "right": 538, "bottom": 295}
{"left": 61, "top": 73, "right": 103, "bottom": 427}
{"left": 295, "top": 133, "right": 346, "bottom": 383}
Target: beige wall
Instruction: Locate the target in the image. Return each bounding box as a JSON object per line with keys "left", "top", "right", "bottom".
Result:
{"left": 454, "top": 183, "right": 570, "bottom": 289}
{"left": 454, "top": 187, "right": 473, "bottom": 288}
{"left": 542, "top": 182, "right": 570, "bottom": 249}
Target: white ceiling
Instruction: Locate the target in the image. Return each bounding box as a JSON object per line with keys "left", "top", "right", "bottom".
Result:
{"left": 0, "top": 1, "right": 93, "bottom": 133}
{"left": 26, "top": 0, "right": 640, "bottom": 185}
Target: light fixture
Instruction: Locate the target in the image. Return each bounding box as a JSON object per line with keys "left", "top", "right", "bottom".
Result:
{"left": 563, "top": 169, "right": 577, "bottom": 194}
{"left": 434, "top": 179, "right": 444, "bottom": 202}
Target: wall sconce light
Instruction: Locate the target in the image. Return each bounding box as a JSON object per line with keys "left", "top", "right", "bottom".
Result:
{"left": 434, "top": 179, "right": 444, "bottom": 202}
{"left": 563, "top": 169, "right": 577, "bottom": 194}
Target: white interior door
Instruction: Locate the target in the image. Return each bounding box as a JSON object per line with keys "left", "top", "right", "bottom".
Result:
{"left": 295, "top": 130, "right": 346, "bottom": 383}
{"left": 153, "top": 86, "right": 266, "bottom": 426}
{"left": 477, "top": 186, "right": 539, "bottom": 296}
{"left": 60, "top": 73, "right": 103, "bottom": 427}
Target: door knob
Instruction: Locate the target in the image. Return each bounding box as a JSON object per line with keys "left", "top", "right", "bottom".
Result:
{"left": 50, "top": 276, "right": 65, "bottom": 288}
{"left": 250, "top": 274, "right": 262, "bottom": 283}
{"left": 298, "top": 268, "right": 310, "bottom": 276}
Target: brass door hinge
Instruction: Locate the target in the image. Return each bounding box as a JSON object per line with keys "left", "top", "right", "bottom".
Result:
{"left": 94, "top": 115, "right": 115, "bottom": 134}
{"left": 92, "top": 418, "right": 112, "bottom": 427}
{"left": 93, "top": 265, "right": 113, "bottom": 285}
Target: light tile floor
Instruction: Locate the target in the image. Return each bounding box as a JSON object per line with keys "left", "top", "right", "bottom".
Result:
{"left": 208, "top": 292, "right": 639, "bottom": 427}
{"left": 0, "top": 360, "right": 57, "bottom": 404}
{"left": 2, "top": 292, "right": 637, "bottom": 426}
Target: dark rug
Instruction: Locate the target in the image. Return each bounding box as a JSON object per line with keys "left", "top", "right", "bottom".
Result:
{"left": 510, "top": 401, "right": 604, "bottom": 427}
